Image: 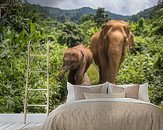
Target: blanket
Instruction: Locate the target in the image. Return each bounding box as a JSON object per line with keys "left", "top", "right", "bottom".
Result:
{"left": 42, "top": 98, "right": 163, "bottom": 130}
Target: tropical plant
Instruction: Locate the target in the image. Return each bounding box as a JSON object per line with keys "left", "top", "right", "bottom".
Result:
{"left": 56, "top": 22, "right": 84, "bottom": 47}
{"left": 94, "top": 7, "right": 110, "bottom": 27}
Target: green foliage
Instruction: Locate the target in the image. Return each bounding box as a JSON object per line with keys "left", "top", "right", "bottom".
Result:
{"left": 56, "top": 22, "right": 85, "bottom": 47}
{"left": 0, "top": 26, "right": 27, "bottom": 113}
{"left": 81, "top": 14, "right": 94, "bottom": 23}
{"left": 117, "top": 7, "right": 163, "bottom": 105}
{"left": 138, "top": 18, "right": 144, "bottom": 28}
{"left": 0, "top": 14, "right": 67, "bottom": 113}
{"left": 80, "top": 20, "right": 100, "bottom": 45}
{"left": 22, "top": 3, "right": 49, "bottom": 23}
{"left": 0, "top": 0, "right": 23, "bottom": 19}
{"left": 94, "top": 7, "right": 110, "bottom": 27}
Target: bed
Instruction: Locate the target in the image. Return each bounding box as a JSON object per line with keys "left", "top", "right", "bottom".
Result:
{"left": 42, "top": 82, "right": 163, "bottom": 130}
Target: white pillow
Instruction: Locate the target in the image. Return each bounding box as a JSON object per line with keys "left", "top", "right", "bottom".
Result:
{"left": 66, "top": 82, "right": 76, "bottom": 103}
{"left": 138, "top": 83, "right": 149, "bottom": 102}
{"left": 66, "top": 82, "right": 108, "bottom": 103}
{"left": 108, "top": 82, "right": 150, "bottom": 102}
{"left": 108, "top": 82, "right": 136, "bottom": 92}
{"left": 84, "top": 92, "right": 125, "bottom": 99}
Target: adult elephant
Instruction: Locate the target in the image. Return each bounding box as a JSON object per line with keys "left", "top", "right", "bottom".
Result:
{"left": 58, "top": 44, "right": 92, "bottom": 85}
{"left": 90, "top": 20, "right": 134, "bottom": 83}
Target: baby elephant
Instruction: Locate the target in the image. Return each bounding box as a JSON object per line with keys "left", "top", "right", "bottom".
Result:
{"left": 58, "top": 44, "right": 92, "bottom": 85}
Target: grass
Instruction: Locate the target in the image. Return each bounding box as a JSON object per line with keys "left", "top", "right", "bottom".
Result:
{"left": 87, "top": 63, "right": 99, "bottom": 85}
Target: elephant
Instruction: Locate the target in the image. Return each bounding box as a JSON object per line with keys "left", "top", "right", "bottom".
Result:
{"left": 58, "top": 44, "right": 93, "bottom": 85}
{"left": 90, "top": 20, "right": 134, "bottom": 84}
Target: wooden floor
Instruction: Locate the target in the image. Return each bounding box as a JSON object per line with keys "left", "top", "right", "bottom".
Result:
{"left": 0, "top": 114, "right": 46, "bottom": 130}
{"left": 0, "top": 122, "right": 43, "bottom": 130}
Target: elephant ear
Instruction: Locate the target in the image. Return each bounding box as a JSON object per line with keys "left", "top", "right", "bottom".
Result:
{"left": 123, "top": 27, "right": 134, "bottom": 49}
{"left": 79, "top": 50, "right": 85, "bottom": 63}
{"left": 100, "top": 24, "right": 112, "bottom": 39}
{"left": 100, "top": 24, "right": 112, "bottom": 53}
{"left": 127, "top": 32, "right": 134, "bottom": 49}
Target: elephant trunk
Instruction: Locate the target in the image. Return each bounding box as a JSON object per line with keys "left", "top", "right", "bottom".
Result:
{"left": 104, "top": 31, "right": 125, "bottom": 83}
{"left": 57, "top": 66, "right": 70, "bottom": 81}
{"left": 107, "top": 48, "right": 122, "bottom": 83}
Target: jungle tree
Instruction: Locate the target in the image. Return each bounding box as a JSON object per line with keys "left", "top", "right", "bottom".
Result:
{"left": 94, "top": 7, "right": 110, "bottom": 27}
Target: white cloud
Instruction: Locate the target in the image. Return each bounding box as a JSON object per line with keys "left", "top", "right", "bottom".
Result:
{"left": 27, "top": 0, "right": 158, "bottom": 15}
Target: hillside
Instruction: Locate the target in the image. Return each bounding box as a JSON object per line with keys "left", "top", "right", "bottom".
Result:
{"left": 29, "top": 4, "right": 130, "bottom": 21}
{"left": 24, "top": 3, "right": 163, "bottom": 22}
{"left": 43, "top": 6, "right": 130, "bottom": 20}
{"left": 130, "top": 4, "right": 163, "bottom": 21}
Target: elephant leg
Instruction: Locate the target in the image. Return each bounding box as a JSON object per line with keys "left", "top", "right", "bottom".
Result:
{"left": 75, "top": 62, "right": 86, "bottom": 85}
{"left": 98, "top": 53, "right": 109, "bottom": 83}
{"left": 100, "top": 65, "right": 110, "bottom": 83}
{"left": 68, "top": 70, "right": 76, "bottom": 84}
{"left": 98, "top": 65, "right": 103, "bottom": 84}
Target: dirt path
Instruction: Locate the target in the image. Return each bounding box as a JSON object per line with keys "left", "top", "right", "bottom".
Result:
{"left": 82, "top": 72, "right": 91, "bottom": 85}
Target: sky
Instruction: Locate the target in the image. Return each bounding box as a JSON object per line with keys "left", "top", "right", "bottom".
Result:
{"left": 27, "top": 0, "right": 158, "bottom": 15}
